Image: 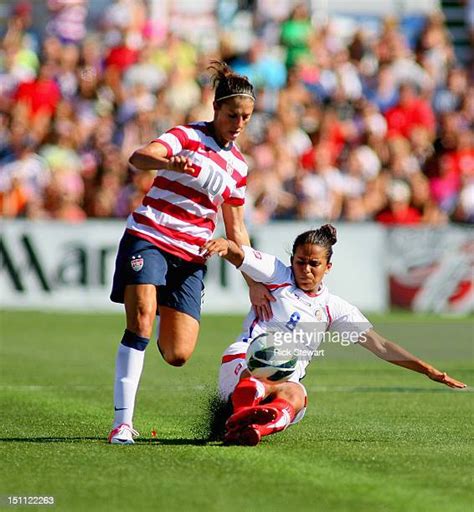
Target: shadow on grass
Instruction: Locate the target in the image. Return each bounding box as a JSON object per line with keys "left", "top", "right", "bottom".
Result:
{"left": 0, "top": 436, "right": 224, "bottom": 446}
{"left": 0, "top": 391, "right": 235, "bottom": 446}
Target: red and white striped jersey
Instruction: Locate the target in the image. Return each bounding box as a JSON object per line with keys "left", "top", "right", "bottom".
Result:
{"left": 127, "top": 122, "right": 248, "bottom": 263}
{"left": 235, "top": 246, "right": 372, "bottom": 380}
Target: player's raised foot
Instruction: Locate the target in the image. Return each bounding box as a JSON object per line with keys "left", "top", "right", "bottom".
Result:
{"left": 108, "top": 423, "right": 139, "bottom": 445}
{"left": 225, "top": 405, "right": 277, "bottom": 432}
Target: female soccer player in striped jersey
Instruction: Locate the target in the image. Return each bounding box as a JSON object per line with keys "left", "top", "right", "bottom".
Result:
{"left": 203, "top": 225, "right": 466, "bottom": 446}
{"left": 108, "top": 62, "right": 274, "bottom": 444}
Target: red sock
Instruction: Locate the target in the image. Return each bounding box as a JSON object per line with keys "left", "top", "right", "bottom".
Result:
{"left": 255, "top": 398, "right": 296, "bottom": 437}
{"left": 231, "top": 377, "right": 266, "bottom": 412}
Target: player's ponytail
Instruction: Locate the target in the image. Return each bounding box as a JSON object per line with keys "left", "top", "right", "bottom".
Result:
{"left": 292, "top": 224, "right": 338, "bottom": 262}
{"left": 208, "top": 60, "right": 255, "bottom": 103}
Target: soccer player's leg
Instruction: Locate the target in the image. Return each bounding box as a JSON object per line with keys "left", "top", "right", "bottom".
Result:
{"left": 109, "top": 234, "right": 167, "bottom": 444}
{"left": 253, "top": 381, "right": 307, "bottom": 438}
{"left": 224, "top": 376, "right": 272, "bottom": 435}
{"left": 225, "top": 381, "right": 307, "bottom": 446}
{"left": 155, "top": 256, "right": 206, "bottom": 366}
{"left": 157, "top": 307, "right": 199, "bottom": 366}
{"left": 219, "top": 342, "right": 266, "bottom": 411}
{"left": 231, "top": 376, "right": 267, "bottom": 412}
{"left": 219, "top": 343, "right": 271, "bottom": 443}
{"left": 110, "top": 284, "right": 156, "bottom": 444}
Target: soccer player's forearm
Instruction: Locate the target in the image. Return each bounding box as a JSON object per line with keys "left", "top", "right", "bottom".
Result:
{"left": 363, "top": 331, "right": 435, "bottom": 377}
{"left": 374, "top": 339, "right": 435, "bottom": 376}
{"left": 129, "top": 152, "right": 168, "bottom": 171}
{"left": 224, "top": 239, "right": 245, "bottom": 267}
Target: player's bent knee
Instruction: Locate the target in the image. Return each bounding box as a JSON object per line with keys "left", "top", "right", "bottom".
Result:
{"left": 166, "top": 356, "right": 187, "bottom": 367}
{"left": 160, "top": 346, "right": 192, "bottom": 367}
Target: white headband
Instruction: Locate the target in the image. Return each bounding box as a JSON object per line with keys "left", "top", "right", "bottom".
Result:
{"left": 216, "top": 93, "right": 255, "bottom": 102}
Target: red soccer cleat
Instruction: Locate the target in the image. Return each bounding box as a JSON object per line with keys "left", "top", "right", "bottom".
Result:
{"left": 225, "top": 405, "right": 277, "bottom": 432}
{"left": 224, "top": 405, "right": 277, "bottom": 446}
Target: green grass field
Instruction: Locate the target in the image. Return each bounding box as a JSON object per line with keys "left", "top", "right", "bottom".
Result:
{"left": 1, "top": 311, "right": 473, "bottom": 512}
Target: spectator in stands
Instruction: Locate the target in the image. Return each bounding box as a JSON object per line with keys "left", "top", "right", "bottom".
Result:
{"left": 385, "top": 82, "right": 436, "bottom": 140}
{"left": 13, "top": 61, "right": 62, "bottom": 136}
{"left": 376, "top": 180, "right": 422, "bottom": 225}
{"left": 0, "top": 1, "right": 471, "bottom": 225}
{"left": 297, "top": 142, "right": 344, "bottom": 221}
{"left": 433, "top": 67, "right": 468, "bottom": 114}
{"left": 46, "top": 0, "right": 88, "bottom": 45}
{"left": 280, "top": 3, "right": 313, "bottom": 69}
{"left": 365, "top": 64, "right": 399, "bottom": 113}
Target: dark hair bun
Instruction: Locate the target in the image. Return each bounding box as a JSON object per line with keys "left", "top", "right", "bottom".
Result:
{"left": 208, "top": 60, "right": 233, "bottom": 87}
{"left": 208, "top": 60, "right": 255, "bottom": 102}
{"left": 320, "top": 224, "right": 337, "bottom": 245}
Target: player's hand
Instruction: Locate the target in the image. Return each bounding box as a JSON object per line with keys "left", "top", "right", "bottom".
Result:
{"left": 201, "top": 238, "right": 229, "bottom": 259}
{"left": 167, "top": 155, "right": 195, "bottom": 174}
{"left": 249, "top": 282, "right": 275, "bottom": 321}
{"left": 427, "top": 369, "right": 467, "bottom": 389}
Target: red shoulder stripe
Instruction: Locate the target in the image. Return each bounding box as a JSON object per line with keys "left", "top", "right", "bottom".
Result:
{"left": 166, "top": 127, "right": 189, "bottom": 148}
{"left": 152, "top": 139, "right": 173, "bottom": 158}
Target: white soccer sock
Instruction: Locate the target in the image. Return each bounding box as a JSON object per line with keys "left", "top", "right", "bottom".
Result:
{"left": 113, "top": 344, "right": 145, "bottom": 428}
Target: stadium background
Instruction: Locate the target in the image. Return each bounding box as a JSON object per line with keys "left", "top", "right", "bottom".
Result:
{"left": 0, "top": 0, "right": 473, "bottom": 314}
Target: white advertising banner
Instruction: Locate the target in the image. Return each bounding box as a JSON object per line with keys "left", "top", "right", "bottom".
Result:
{"left": 0, "top": 220, "right": 387, "bottom": 313}
{"left": 0, "top": 220, "right": 124, "bottom": 311}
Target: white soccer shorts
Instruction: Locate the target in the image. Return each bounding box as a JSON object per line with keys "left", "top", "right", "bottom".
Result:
{"left": 218, "top": 341, "right": 307, "bottom": 425}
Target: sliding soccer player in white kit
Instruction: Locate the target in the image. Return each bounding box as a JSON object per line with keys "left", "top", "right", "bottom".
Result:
{"left": 202, "top": 224, "right": 466, "bottom": 446}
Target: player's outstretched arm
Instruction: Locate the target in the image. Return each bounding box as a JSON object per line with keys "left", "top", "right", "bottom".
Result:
{"left": 201, "top": 238, "right": 244, "bottom": 267}
{"left": 129, "top": 141, "right": 194, "bottom": 173}
{"left": 359, "top": 329, "right": 467, "bottom": 389}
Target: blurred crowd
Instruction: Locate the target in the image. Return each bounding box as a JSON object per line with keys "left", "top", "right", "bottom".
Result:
{"left": 0, "top": 0, "right": 473, "bottom": 225}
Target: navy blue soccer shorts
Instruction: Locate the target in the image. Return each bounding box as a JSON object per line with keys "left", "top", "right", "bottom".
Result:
{"left": 110, "top": 231, "right": 206, "bottom": 321}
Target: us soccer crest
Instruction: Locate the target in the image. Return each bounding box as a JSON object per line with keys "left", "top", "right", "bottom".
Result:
{"left": 226, "top": 162, "right": 233, "bottom": 174}
{"left": 131, "top": 255, "right": 144, "bottom": 272}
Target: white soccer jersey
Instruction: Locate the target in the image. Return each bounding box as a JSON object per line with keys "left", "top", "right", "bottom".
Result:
{"left": 232, "top": 246, "right": 372, "bottom": 380}
{"left": 127, "top": 122, "right": 247, "bottom": 263}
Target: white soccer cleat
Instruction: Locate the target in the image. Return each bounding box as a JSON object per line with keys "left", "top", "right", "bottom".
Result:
{"left": 108, "top": 423, "right": 139, "bottom": 445}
